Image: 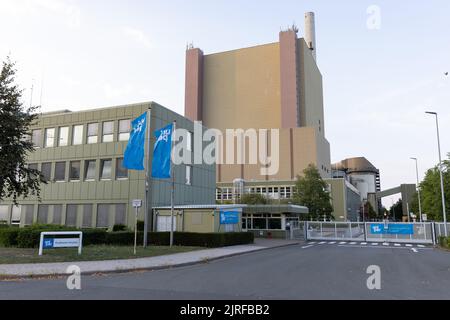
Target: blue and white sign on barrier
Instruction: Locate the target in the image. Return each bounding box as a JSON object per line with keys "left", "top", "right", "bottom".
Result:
{"left": 370, "top": 223, "right": 414, "bottom": 235}
{"left": 220, "top": 211, "right": 240, "bottom": 225}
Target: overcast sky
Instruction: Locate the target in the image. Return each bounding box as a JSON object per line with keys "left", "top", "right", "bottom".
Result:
{"left": 1, "top": 0, "right": 449, "bottom": 208}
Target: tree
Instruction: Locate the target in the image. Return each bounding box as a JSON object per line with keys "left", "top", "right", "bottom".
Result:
{"left": 390, "top": 199, "right": 403, "bottom": 222}
{"left": 366, "top": 202, "right": 378, "bottom": 220}
{"left": 239, "top": 193, "right": 271, "bottom": 205}
{"left": 0, "top": 57, "right": 43, "bottom": 205}
{"left": 292, "top": 164, "right": 334, "bottom": 220}
{"left": 416, "top": 155, "right": 450, "bottom": 221}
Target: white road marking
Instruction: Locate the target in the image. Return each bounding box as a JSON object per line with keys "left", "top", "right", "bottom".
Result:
{"left": 394, "top": 244, "right": 401, "bottom": 247}
{"left": 302, "top": 245, "right": 314, "bottom": 249}
{"left": 383, "top": 243, "right": 390, "bottom": 246}
{"left": 350, "top": 242, "right": 357, "bottom": 245}
{"left": 339, "top": 242, "right": 347, "bottom": 245}
{"left": 329, "top": 242, "right": 336, "bottom": 245}
{"left": 319, "top": 242, "right": 327, "bottom": 245}
{"left": 411, "top": 248, "right": 419, "bottom": 253}
{"left": 361, "top": 243, "right": 368, "bottom": 245}
{"left": 405, "top": 244, "right": 413, "bottom": 247}
{"left": 418, "top": 245, "right": 426, "bottom": 248}
{"left": 372, "top": 243, "right": 379, "bottom": 246}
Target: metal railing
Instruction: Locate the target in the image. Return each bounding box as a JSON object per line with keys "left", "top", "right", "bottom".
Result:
{"left": 435, "top": 223, "right": 450, "bottom": 238}
{"left": 306, "top": 222, "right": 365, "bottom": 241}
{"left": 295, "top": 221, "right": 436, "bottom": 244}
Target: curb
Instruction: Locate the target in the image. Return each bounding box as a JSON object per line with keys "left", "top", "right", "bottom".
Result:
{"left": 0, "top": 242, "right": 301, "bottom": 280}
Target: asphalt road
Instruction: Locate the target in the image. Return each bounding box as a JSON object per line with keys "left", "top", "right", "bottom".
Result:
{"left": 1, "top": 243, "right": 450, "bottom": 300}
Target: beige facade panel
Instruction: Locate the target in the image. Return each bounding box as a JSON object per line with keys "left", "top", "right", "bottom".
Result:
{"left": 202, "top": 43, "right": 282, "bottom": 130}
{"left": 299, "top": 40, "right": 325, "bottom": 136}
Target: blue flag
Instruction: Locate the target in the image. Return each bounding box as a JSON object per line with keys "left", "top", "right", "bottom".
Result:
{"left": 123, "top": 112, "right": 147, "bottom": 171}
{"left": 151, "top": 123, "right": 174, "bottom": 179}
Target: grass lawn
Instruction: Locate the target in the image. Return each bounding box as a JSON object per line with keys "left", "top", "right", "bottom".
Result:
{"left": 0, "top": 245, "right": 202, "bottom": 265}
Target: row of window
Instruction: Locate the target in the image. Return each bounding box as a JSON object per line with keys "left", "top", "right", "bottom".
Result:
{"left": 0, "top": 203, "right": 127, "bottom": 228}
{"left": 29, "top": 158, "right": 129, "bottom": 183}
{"left": 216, "top": 186, "right": 294, "bottom": 201}
{"left": 31, "top": 119, "right": 132, "bottom": 148}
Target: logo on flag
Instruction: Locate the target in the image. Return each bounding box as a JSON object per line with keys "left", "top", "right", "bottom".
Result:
{"left": 123, "top": 112, "right": 147, "bottom": 171}
{"left": 151, "top": 123, "right": 174, "bottom": 179}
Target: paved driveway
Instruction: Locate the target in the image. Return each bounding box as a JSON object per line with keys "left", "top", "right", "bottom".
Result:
{"left": 1, "top": 243, "right": 449, "bottom": 300}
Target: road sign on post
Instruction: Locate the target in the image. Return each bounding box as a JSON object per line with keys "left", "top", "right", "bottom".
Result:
{"left": 133, "top": 200, "right": 142, "bottom": 255}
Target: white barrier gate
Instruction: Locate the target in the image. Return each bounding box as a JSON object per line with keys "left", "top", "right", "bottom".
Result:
{"left": 290, "top": 222, "right": 436, "bottom": 245}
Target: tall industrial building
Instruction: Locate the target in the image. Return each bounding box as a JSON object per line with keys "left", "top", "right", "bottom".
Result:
{"left": 185, "top": 12, "right": 331, "bottom": 184}
{"left": 184, "top": 13, "right": 360, "bottom": 221}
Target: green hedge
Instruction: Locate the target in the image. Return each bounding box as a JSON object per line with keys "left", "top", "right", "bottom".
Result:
{"left": 0, "top": 224, "right": 254, "bottom": 248}
{"left": 439, "top": 236, "right": 450, "bottom": 248}
{"left": 0, "top": 228, "right": 20, "bottom": 247}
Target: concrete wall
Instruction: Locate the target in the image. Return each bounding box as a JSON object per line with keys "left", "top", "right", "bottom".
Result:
{"left": 326, "top": 178, "right": 362, "bottom": 222}
{"left": 217, "top": 127, "right": 331, "bottom": 183}
{"left": 299, "top": 40, "right": 325, "bottom": 136}
{"left": 155, "top": 209, "right": 241, "bottom": 233}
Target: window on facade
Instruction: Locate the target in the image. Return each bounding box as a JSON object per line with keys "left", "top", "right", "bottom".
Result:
{"left": 52, "top": 205, "right": 62, "bottom": 225}
{"left": 102, "top": 121, "right": 114, "bottom": 143}
{"left": 252, "top": 218, "right": 267, "bottom": 230}
{"left": 69, "top": 161, "right": 81, "bottom": 181}
{"left": 23, "top": 205, "right": 34, "bottom": 225}
{"left": 28, "top": 163, "right": 38, "bottom": 180}
{"left": 54, "top": 162, "right": 66, "bottom": 182}
{"left": 268, "top": 218, "right": 282, "bottom": 230}
{"left": 97, "top": 204, "right": 110, "bottom": 228}
{"left": 41, "top": 163, "right": 52, "bottom": 182}
{"left": 37, "top": 205, "right": 49, "bottom": 224}
{"left": 118, "top": 119, "right": 131, "bottom": 141}
{"left": 82, "top": 204, "right": 93, "bottom": 228}
{"left": 44, "top": 128, "right": 55, "bottom": 148}
{"left": 11, "top": 206, "right": 21, "bottom": 225}
{"left": 115, "top": 204, "right": 126, "bottom": 226}
{"left": 66, "top": 205, "right": 78, "bottom": 227}
{"left": 186, "top": 131, "right": 193, "bottom": 152}
{"left": 32, "top": 129, "right": 42, "bottom": 148}
{"left": 0, "top": 205, "right": 9, "bottom": 223}
{"left": 186, "top": 165, "right": 192, "bottom": 185}
{"left": 116, "top": 158, "right": 128, "bottom": 179}
{"left": 58, "top": 127, "right": 69, "bottom": 147}
{"left": 100, "top": 159, "right": 112, "bottom": 180}
{"left": 72, "top": 125, "right": 83, "bottom": 145}
{"left": 85, "top": 160, "right": 96, "bottom": 181}
{"left": 87, "top": 123, "right": 98, "bottom": 144}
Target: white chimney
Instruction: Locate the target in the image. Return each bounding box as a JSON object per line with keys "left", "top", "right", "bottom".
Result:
{"left": 304, "top": 12, "right": 317, "bottom": 61}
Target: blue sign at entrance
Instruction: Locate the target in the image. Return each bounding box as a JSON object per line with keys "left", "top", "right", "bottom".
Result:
{"left": 370, "top": 223, "right": 414, "bottom": 235}
{"left": 220, "top": 211, "right": 240, "bottom": 225}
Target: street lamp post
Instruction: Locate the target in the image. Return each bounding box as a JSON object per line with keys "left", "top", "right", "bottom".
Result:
{"left": 426, "top": 111, "right": 447, "bottom": 236}
{"left": 410, "top": 157, "right": 423, "bottom": 222}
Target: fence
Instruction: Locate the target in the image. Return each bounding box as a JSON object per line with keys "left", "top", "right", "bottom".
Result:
{"left": 435, "top": 223, "right": 450, "bottom": 239}
{"left": 291, "top": 221, "right": 439, "bottom": 244}
{"left": 306, "top": 222, "right": 365, "bottom": 242}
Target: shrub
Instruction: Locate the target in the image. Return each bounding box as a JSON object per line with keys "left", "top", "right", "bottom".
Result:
{"left": 0, "top": 227, "right": 20, "bottom": 247}
{"left": 137, "top": 220, "right": 145, "bottom": 232}
{"left": 439, "top": 236, "right": 450, "bottom": 248}
{"left": 16, "top": 225, "right": 78, "bottom": 248}
{"left": 112, "top": 224, "right": 128, "bottom": 232}
{"left": 81, "top": 229, "right": 108, "bottom": 246}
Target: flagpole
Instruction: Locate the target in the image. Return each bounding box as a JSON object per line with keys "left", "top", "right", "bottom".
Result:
{"left": 143, "top": 109, "right": 152, "bottom": 248}
{"left": 170, "top": 120, "right": 176, "bottom": 247}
